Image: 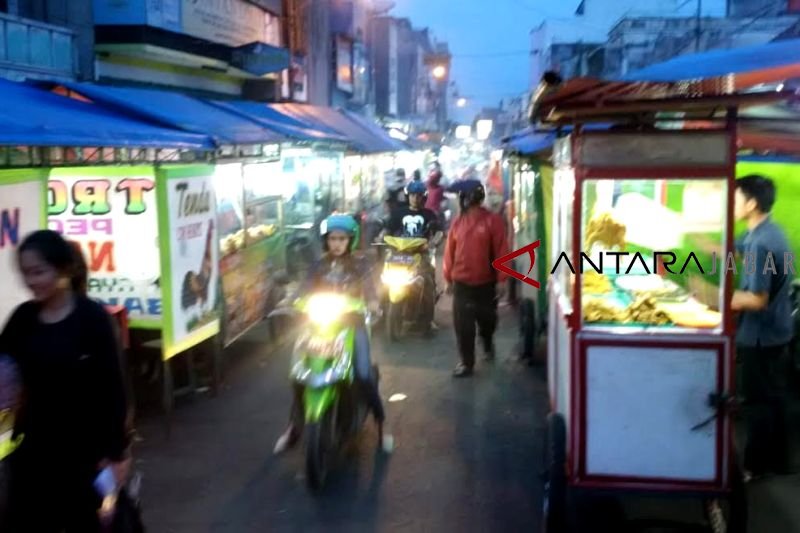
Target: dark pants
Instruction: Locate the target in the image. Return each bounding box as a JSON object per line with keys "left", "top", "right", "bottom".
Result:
{"left": 452, "top": 282, "right": 498, "bottom": 369}
{"left": 418, "top": 256, "right": 436, "bottom": 327}
{"left": 6, "top": 448, "right": 101, "bottom": 532}
{"left": 289, "top": 326, "right": 384, "bottom": 428}
{"left": 737, "top": 343, "right": 791, "bottom": 474}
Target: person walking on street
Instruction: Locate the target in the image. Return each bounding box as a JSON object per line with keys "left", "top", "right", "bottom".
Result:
{"left": 385, "top": 169, "right": 408, "bottom": 212}
{"left": 731, "top": 175, "right": 794, "bottom": 481}
{"left": 0, "top": 230, "right": 132, "bottom": 532}
{"left": 443, "top": 179, "right": 509, "bottom": 377}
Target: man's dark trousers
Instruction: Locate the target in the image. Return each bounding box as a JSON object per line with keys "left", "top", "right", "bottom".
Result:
{"left": 738, "top": 343, "right": 791, "bottom": 474}
{"left": 453, "top": 282, "right": 497, "bottom": 369}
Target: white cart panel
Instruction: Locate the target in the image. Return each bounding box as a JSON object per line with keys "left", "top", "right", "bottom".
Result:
{"left": 555, "top": 309, "right": 571, "bottom": 428}
{"left": 585, "top": 344, "right": 718, "bottom": 481}
{"left": 547, "top": 289, "right": 557, "bottom": 407}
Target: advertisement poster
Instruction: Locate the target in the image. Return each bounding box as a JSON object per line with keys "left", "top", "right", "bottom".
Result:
{"left": 215, "top": 163, "right": 285, "bottom": 345}
{"left": 0, "top": 171, "right": 46, "bottom": 328}
{"left": 220, "top": 235, "right": 285, "bottom": 346}
{"left": 48, "top": 168, "right": 162, "bottom": 328}
{"left": 158, "top": 166, "right": 221, "bottom": 360}
{"left": 182, "top": 0, "right": 269, "bottom": 47}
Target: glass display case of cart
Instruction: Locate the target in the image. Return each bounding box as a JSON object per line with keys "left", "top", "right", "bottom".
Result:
{"left": 578, "top": 177, "right": 727, "bottom": 333}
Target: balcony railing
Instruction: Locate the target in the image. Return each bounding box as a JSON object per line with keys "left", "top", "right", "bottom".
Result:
{"left": 0, "top": 12, "right": 76, "bottom": 79}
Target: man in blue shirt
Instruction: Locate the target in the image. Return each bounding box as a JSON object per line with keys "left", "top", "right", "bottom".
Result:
{"left": 732, "top": 175, "right": 794, "bottom": 479}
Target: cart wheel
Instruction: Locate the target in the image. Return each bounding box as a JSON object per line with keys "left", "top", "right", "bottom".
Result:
{"left": 519, "top": 298, "right": 538, "bottom": 364}
{"left": 543, "top": 413, "right": 568, "bottom": 533}
{"left": 705, "top": 462, "right": 748, "bottom": 533}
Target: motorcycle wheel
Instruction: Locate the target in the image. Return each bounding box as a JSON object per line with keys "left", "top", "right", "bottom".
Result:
{"left": 305, "top": 409, "right": 335, "bottom": 491}
{"left": 386, "top": 301, "right": 402, "bottom": 341}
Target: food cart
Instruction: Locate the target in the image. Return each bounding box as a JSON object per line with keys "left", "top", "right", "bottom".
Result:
{"left": 531, "top": 74, "right": 793, "bottom": 532}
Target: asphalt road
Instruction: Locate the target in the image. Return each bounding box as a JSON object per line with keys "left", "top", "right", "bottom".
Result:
{"left": 132, "top": 297, "right": 548, "bottom": 533}
{"left": 130, "top": 292, "right": 800, "bottom": 533}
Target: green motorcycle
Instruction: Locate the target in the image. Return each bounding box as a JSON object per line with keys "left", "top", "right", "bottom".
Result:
{"left": 282, "top": 291, "right": 380, "bottom": 490}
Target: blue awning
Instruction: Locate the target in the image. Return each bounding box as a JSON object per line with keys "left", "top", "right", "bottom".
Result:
{"left": 211, "top": 100, "right": 348, "bottom": 142}
{"left": 271, "top": 104, "right": 403, "bottom": 153}
{"left": 505, "top": 130, "right": 556, "bottom": 155}
{"left": 57, "top": 82, "right": 284, "bottom": 146}
{"left": 340, "top": 110, "right": 407, "bottom": 152}
{"left": 0, "top": 78, "right": 212, "bottom": 149}
{"left": 503, "top": 124, "right": 609, "bottom": 156}
{"left": 625, "top": 38, "right": 800, "bottom": 83}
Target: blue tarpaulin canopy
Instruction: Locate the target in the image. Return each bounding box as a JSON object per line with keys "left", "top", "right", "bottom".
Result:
{"left": 625, "top": 38, "right": 800, "bottom": 86}
{"left": 57, "top": 82, "right": 284, "bottom": 146}
{"left": 0, "top": 78, "right": 212, "bottom": 148}
{"left": 532, "top": 39, "right": 798, "bottom": 124}
{"left": 502, "top": 124, "right": 609, "bottom": 156}
{"left": 211, "top": 100, "right": 348, "bottom": 142}
{"left": 502, "top": 127, "right": 556, "bottom": 156}
{"left": 271, "top": 103, "right": 403, "bottom": 153}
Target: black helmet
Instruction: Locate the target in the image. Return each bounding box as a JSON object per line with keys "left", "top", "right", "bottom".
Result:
{"left": 449, "top": 179, "right": 485, "bottom": 209}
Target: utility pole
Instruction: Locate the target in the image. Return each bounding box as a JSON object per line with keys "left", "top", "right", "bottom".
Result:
{"left": 695, "top": 0, "right": 702, "bottom": 52}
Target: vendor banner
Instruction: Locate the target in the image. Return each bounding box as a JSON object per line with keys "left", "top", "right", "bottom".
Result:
{"left": 157, "top": 166, "right": 221, "bottom": 360}
{"left": 48, "top": 167, "right": 162, "bottom": 328}
{"left": 0, "top": 170, "right": 47, "bottom": 328}
{"left": 220, "top": 235, "right": 284, "bottom": 346}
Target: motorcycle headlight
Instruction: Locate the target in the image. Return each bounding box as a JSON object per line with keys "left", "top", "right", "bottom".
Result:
{"left": 306, "top": 293, "right": 348, "bottom": 327}
{"left": 382, "top": 267, "right": 414, "bottom": 287}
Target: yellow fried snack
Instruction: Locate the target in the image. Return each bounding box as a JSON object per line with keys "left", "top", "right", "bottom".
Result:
{"left": 583, "top": 298, "right": 626, "bottom": 323}
{"left": 585, "top": 212, "right": 626, "bottom": 251}
{"left": 583, "top": 271, "right": 612, "bottom": 294}
{"left": 625, "top": 296, "right": 671, "bottom": 325}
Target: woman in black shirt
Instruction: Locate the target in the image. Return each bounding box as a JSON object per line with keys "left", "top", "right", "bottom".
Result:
{"left": 0, "top": 230, "right": 130, "bottom": 532}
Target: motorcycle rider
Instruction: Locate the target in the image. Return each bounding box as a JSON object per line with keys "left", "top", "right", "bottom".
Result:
{"left": 425, "top": 166, "right": 447, "bottom": 230}
{"left": 385, "top": 181, "right": 442, "bottom": 334}
{"left": 385, "top": 169, "right": 408, "bottom": 213}
{"left": 274, "top": 214, "right": 388, "bottom": 454}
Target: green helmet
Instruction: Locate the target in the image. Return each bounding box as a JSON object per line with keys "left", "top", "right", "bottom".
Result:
{"left": 320, "top": 214, "right": 360, "bottom": 251}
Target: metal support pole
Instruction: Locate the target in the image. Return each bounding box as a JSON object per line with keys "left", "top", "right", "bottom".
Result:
{"left": 695, "top": 0, "right": 703, "bottom": 52}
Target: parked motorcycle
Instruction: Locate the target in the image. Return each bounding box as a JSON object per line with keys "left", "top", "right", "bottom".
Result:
{"left": 272, "top": 292, "right": 379, "bottom": 490}
{"left": 380, "top": 235, "right": 435, "bottom": 341}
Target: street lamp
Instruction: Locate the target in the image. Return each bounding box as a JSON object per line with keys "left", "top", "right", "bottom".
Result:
{"left": 432, "top": 65, "right": 447, "bottom": 80}
{"left": 456, "top": 97, "right": 467, "bottom": 108}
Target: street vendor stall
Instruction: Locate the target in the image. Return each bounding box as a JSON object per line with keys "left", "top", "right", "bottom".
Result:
{"left": 530, "top": 67, "right": 792, "bottom": 531}
{"left": 501, "top": 129, "right": 555, "bottom": 363}
{"left": 36, "top": 81, "right": 305, "bottom": 425}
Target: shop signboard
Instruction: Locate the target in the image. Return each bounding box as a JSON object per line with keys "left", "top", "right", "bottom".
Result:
{"left": 182, "top": 0, "right": 273, "bottom": 48}
{"left": 157, "top": 166, "right": 221, "bottom": 360}
{"left": 0, "top": 170, "right": 47, "bottom": 328}
{"left": 48, "top": 168, "right": 161, "bottom": 328}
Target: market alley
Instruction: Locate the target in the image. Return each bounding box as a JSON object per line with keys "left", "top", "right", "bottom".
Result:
{"left": 130, "top": 297, "right": 547, "bottom": 533}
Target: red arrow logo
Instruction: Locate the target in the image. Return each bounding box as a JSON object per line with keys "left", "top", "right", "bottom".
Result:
{"left": 492, "top": 240, "right": 541, "bottom": 289}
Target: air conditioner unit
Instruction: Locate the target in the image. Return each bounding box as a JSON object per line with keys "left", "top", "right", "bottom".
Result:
{"left": 242, "top": 78, "right": 279, "bottom": 101}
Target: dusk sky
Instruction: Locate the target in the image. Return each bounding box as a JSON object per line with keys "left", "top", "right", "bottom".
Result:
{"left": 390, "top": 0, "right": 580, "bottom": 123}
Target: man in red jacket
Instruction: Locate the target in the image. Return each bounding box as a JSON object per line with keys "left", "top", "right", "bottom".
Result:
{"left": 444, "top": 179, "right": 509, "bottom": 377}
